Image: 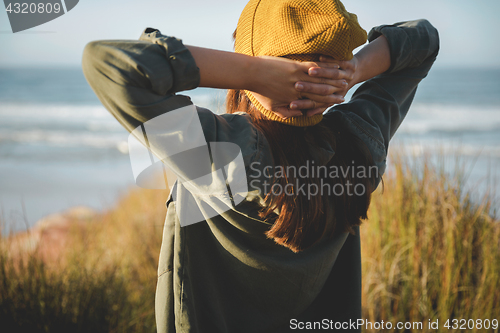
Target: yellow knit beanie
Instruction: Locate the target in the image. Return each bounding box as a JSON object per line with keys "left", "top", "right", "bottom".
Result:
{"left": 235, "top": 0, "right": 367, "bottom": 127}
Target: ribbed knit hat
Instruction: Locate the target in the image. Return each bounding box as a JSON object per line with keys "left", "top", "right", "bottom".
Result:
{"left": 235, "top": 0, "right": 367, "bottom": 126}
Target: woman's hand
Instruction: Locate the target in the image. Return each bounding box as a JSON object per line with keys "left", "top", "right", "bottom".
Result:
{"left": 249, "top": 56, "right": 350, "bottom": 118}
{"left": 289, "top": 55, "right": 359, "bottom": 115}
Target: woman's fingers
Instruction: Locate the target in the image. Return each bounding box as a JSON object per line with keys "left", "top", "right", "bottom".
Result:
{"left": 294, "top": 57, "right": 358, "bottom": 104}
{"left": 251, "top": 56, "right": 353, "bottom": 117}
{"left": 290, "top": 99, "right": 318, "bottom": 110}
{"left": 271, "top": 106, "right": 305, "bottom": 119}
{"left": 295, "top": 80, "right": 347, "bottom": 95}
{"left": 296, "top": 92, "right": 345, "bottom": 105}
{"left": 289, "top": 94, "right": 344, "bottom": 110}
{"left": 318, "top": 56, "right": 356, "bottom": 70}
{"left": 304, "top": 57, "right": 356, "bottom": 85}
{"left": 308, "top": 67, "right": 354, "bottom": 81}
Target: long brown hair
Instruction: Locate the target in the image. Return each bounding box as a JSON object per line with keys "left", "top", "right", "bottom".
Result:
{"left": 226, "top": 89, "right": 375, "bottom": 252}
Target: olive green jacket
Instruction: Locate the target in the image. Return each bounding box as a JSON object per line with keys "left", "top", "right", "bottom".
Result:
{"left": 82, "top": 19, "right": 439, "bottom": 333}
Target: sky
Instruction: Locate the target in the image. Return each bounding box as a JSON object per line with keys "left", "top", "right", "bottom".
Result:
{"left": 0, "top": 0, "right": 500, "bottom": 69}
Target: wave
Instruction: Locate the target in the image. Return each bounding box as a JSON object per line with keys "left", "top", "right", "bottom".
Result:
{"left": 398, "top": 103, "right": 500, "bottom": 134}
{"left": 0, "top": 103, "right": 110, "bottom": 118}
{"left": 0, "top": 129, "right": 127, "bottom": 150}
{"left": 5, "top": 102, "right": 499, "bottom": 134}
{"left": 392, "top": 141, "right": 500, "bottom": 159}
{"left": 1, "top": 102, "right": 499, "bottom": 157}
{"left": 0, "top": 104, "right": 128, "bottom": 153}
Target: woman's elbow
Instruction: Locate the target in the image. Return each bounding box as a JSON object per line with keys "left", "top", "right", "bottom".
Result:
{"left": 81, "top": 41, "right": 113, "bottom": 90}
{"left": 419, "top": 19, "right": 440, "bottom": 57}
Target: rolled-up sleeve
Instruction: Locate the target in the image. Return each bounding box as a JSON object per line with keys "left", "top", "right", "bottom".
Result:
{"left": 82, "top": 28, "right": 200, "bottom": 132}
{"left": 327, "top": 19, "right": 439, "bottom": 189}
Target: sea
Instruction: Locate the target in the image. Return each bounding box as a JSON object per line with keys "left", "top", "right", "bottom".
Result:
{"left": 0, "top": 67, "right": 499, "bottom": 232}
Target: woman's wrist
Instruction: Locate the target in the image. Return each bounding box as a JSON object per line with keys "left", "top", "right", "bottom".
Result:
{"left": 245, "top": 56, "right": 266, "bottom": 94}
{"left": 352, "top": 35, "right": 391, "bottom": 85}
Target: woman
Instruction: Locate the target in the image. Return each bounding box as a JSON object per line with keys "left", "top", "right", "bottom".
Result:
{"left": 82, "top": 0, "right": 439, "bottom": 331}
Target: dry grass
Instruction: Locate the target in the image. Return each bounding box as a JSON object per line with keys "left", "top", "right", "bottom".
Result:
{"left": 0, "top": 188, "right": 168, "bottom": 333}
{"left": 361, "top": 148, "right": 500, "bottom": 332}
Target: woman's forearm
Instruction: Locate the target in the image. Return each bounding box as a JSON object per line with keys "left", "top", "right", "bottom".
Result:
{"left": 187, "top": 45, "right": 257, "bottom": 91}
{"left": 351, "top": 35, "right": 391, "bottom": 86}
